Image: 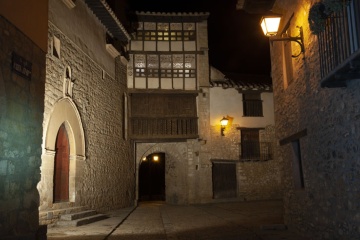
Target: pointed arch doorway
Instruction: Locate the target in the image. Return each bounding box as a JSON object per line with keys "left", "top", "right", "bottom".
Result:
{"left": 139, "top": 152, "right": 165, "bottom": 201}
{"left": 53, "top": 124, "right": 70, "bottom": 202}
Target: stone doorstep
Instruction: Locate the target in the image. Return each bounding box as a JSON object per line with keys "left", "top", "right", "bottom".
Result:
{"left": 60, "top": 209, "right": 97, "bottom": 221}
{"left": 56, "top": 212, "right": 109, "bottom": 227}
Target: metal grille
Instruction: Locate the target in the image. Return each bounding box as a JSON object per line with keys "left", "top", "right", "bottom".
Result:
{"left": 239, "top": 141, "right": 273, "bottom": 161}
{"left": 319, "top": 0, "right": 360, "bottom": 80}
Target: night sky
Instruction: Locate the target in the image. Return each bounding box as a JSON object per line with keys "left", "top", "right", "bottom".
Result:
{"left": 121, "top": 0, "right": 271, "bottom": 76}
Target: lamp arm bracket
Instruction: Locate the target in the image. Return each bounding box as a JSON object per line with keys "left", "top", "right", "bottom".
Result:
{"left": 269, "top": 26, "right": 305, "bottom": 58}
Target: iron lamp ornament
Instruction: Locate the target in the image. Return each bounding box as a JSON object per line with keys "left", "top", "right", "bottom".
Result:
{"left": 220, "top": 116, "right": 229, "bottom": 136}
{"left": 260, "top": 15, "right": 305, "bottom": 58}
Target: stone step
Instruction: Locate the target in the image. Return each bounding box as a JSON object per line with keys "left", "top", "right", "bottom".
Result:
{"left": 57, "top": 213, "right": 108, "bottom": 227}
{"left": 60, "top": 210, "right": 97, "bottom": 221}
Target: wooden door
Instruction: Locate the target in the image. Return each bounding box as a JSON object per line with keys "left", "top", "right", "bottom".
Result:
{"left": 53, "top": 124, "right": 70, "bottom": 202}
{"left": 212, "top": 162, "right": 237, "bottom": 199}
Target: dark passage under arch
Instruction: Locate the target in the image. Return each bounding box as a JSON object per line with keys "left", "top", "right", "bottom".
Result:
{"left": 139, "top": 152, "right": 165, "bottom": 201}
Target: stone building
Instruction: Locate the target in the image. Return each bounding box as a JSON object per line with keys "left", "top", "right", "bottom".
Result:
{"left": 37, "top": 0, "right": 135, "bottom": 226}
{"left": 128, "top": 12, "right": 281, "bottom": 205}
{"left": 0, "top": 0, "right": 48, "bottom": 238}
{"left": 209, "top": 68, "right": 281, "bottom": 201}
{"left": 256, "top": 0, "right": 360, "bottom": 238}
{"left": 0, "top": 0, "right": 281, "bottom": 238}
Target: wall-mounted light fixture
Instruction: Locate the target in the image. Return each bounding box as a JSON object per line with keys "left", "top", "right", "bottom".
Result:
{"left": 260, "top": 15, "right": 304, "bottom": 58}
{"left": 153, "top": 155, "right": 159, "bottom": 162}
{"left": 220, "top": 116, "right": 229, "bottom": 136}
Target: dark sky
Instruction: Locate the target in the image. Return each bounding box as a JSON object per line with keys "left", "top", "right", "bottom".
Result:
{"left": 124, "top": 0, "right": 271, "bottom": 76}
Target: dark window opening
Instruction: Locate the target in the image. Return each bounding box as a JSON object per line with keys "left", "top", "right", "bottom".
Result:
{"left": 243, "top": 93, "right": 263, "bottom": 117}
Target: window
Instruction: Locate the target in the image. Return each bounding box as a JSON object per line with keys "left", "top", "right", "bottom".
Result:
{"left": 135, "top": 22, "right": 196, "bottom": 41}
{"left": 241, "top": 129, "right": 260, "bottom": 159}
{"left": 240, "top": 128, "right": 273, "bottom": 161}
{"left": 134, "top": 53, "right": 196, "bottom": 78}
{"left": 52, "top": 36, "right": 61, "bottom": 59}
{"left": 243, "top": 93, "right": 263, "bottom": 117}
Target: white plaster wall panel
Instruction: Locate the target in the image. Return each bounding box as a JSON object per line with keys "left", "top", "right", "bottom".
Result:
{"left": 135, "top": 77, "right": 146, "bottom": 89}
{"left": 131, "top": 40, "right": 143, "bottom": 51}
{"left": 209, "top": 87, "right": 275, "bottom": 127}
{"left": 184, "top": 41, "right": 196, "bottom": 51}
{"left": 148, "top": 78, "right": 159, "bottom": 89}
{"left": 184, "top": 78, "right": 196, "bottom": 90}
{"left": 157, "top": 42, "right": 169, "bottom": 51}
{"left": 48, "top": 0, "right": 115, "bottom": 77}
{"left": 171, "top": 41, "right": 183, "bottom": 51}
{"left": 144, "top": 41, "right": 156, "bottom": 51}
{"left": 161, "top": 78, "right": 172, "bottom": 89}
{"left": 173, "top": 79, "right": 183, "bottom": 89}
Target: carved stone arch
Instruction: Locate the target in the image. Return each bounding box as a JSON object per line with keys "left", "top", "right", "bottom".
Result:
{"left": 39, "top": 97, "right": 85, "bottom": 210}
{"left": 136, "top": 142, "right": 189, "bottom": 204}
{"left": 44, "top": 98, "right": 85, "bottom": 156}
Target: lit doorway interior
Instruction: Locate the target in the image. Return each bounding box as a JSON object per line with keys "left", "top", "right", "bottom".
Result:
{"left": 139, "top": 152, "right": 165, "bottom": 201}
{"left": 53, "top": 124, "right": 70, "bottom": 202}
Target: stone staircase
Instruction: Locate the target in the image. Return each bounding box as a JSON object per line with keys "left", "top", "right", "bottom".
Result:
{"left": 56, "top": 209, "right": 108, "bottom": 227}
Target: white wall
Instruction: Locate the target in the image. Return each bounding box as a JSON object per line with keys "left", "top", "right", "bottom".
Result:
{"left": 209, "top": 87, "right": 275, "bottom": 127}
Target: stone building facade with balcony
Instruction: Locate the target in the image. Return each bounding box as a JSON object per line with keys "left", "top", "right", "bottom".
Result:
{"left": 263, "top": 0, "right": 360, "bottom": 238}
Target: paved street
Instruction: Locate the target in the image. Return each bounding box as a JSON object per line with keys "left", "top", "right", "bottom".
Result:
{"left": 48, "top": 200, "right": 304, "bottom": 240}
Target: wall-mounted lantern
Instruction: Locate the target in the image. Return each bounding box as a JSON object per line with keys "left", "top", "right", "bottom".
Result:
{"left": 220, "top": 116, "right": 229, "bottom": 136}
{"left": 260, "top": 15, "right": 305, "bottom": 58}
{"left": 153, "top": 155, "right": 159, "bottom": 162}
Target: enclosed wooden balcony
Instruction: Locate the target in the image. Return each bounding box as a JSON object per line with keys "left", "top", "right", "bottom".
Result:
{"left": 129, "top": 93, "right": 198, "bottom": 140}
{"left": 319, "top": 0, "right": 360, "bottom": 88}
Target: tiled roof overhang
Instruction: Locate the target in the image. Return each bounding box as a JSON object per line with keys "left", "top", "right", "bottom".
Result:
{"left": 84, "top": 0, "right": 130, "bottom": 42}
{"left": 135, "top": 11, "right": 209, "bottom": 22}
{"left": 210, "top": 74, "right": 272, "bottom": 92}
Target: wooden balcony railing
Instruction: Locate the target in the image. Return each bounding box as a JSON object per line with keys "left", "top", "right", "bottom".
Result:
{"left": 239, "top": 141, "right": 273, "bottom": 161}
{"left": 130, "top": 117, "right": 198, "bottom": 140}
{"left": 319, "top": 0, "right": 360, "bottom": 87}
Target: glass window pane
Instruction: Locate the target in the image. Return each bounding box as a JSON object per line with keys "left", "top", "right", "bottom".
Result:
{"left": 173, "top": 55, "right": 183, "bottom": 68}
{"left": 135, "top": 54, "right": 146, "bottom": 68}
{"left": 147, "top": 55, "right": 159, "bottom": 69}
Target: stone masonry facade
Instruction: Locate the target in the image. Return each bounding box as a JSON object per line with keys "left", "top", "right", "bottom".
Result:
{"left": 0, "top": 16, "right": 46, "bottom": 238}
{"left": 271, "top": 0, "right": 360, "bottom": 238}
{"left": 38, "top": 21, "right": 135, "bottom": 225}
{"left": 209, "top": 124, "right": 282, "bottom": 201}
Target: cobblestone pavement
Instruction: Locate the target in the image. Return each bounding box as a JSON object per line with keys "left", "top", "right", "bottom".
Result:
{"left": 48, "top": 200, "right": 305, "bottom": 240}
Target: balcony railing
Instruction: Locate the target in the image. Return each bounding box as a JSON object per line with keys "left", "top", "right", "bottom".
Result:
{"left": 239, "top": 141, "right": 273, "bottom": 161}
{"left": 130, "top": 117, "right": 198, "bottom": 139}
{"left": 319, "top": 0, "right": 360, "bottom": 87}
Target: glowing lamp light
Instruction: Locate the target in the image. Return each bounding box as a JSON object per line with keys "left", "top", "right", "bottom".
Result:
{"left": 260, "top": 16, "right": 281, "bottom": 36}
{"left": 153, "top": 155, "right": 159, "bottom": 162}
{"left": 260, "top": 14, "right": 305, "bottom": 58}
{"left": 220, "top": 116, "right": 229, "bottom": 136}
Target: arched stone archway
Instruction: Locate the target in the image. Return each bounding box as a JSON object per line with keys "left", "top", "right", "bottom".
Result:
{"left": 38, "top": 97, "right": 85, "bottom": 211}
{"left": 135, "top": 142, "right": 189, "bottom": 204}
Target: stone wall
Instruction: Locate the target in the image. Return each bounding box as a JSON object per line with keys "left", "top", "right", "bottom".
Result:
{"left": 0, "top": 16, "right": 45, "bottom": 238}
{"left": 271, "top": 0, "right": 360, "bottom": 238}
{"left": 209, "top": 124, "right": 282, "bottom": 201}
{"left": 38, "top": 21, "right": 134, "bottom": 224}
